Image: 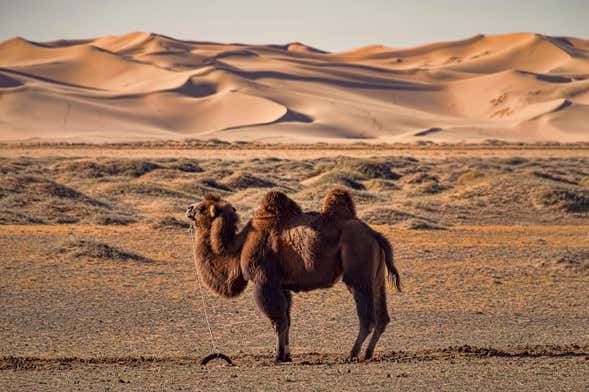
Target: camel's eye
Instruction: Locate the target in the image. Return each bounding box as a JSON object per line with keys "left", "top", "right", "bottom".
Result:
{"left": 199, "top": 205, "right": 207, "bottom": 214}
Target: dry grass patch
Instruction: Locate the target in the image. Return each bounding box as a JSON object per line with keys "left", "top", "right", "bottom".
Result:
{"left": 415, "top": 181, "right": 449, "bottom": 195}
{"left": 360, "top": 207, "right": 435, "bottom": 226}
{"left": 303, "top": 170, "right": 365, "bottom": 190}
{"left": 152, "top": 215, "right": 190, "bottom": 230}
{"left": 338, "top": 158, "right": 400, "bottom": 180}
{"left": 103, "top": 183, "right": 190, "bottom": 199}
{"left": 538, "top": 188, "right": 589, "bottom": 213}
{"left": 59, "top": 238, "right": 155, "bottom": 263}
{"left": 364, "top": 179, "right": 401, "bottom": 192}
{"left": 538, "top": 249, "right": 589, "bottom": 275}
{"left": 0, "top": 174, "right": 126, "bottom": 225}
{"left": 457, "top": 171, "right": 485, "bottom": 184}
{"left": 398, "top": 218, "right": 448, "bottom": 230}
{"left": 402, "top": 172, "right": 439, "bottom": 184}
{"left": 53, "top": 159, "right": 162, "bottom": 178}
{"left": 496, "top": 156, "right": 529, "bottom": 166}
{"left": 221, "top": 172, "right": 276, "bottom": 190}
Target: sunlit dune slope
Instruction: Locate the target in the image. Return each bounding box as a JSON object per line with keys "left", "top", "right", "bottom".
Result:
{"left": 1, "top": 32, "right": 588, "bottom": 143}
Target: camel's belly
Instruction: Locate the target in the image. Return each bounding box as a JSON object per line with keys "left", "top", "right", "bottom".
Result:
{"left": 279, "top": 225, "right": 343, "bottom": 291}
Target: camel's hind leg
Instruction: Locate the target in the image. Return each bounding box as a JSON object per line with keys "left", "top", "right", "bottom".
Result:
{"left": 341, "top": 229, "right": 382, "bottom": 361}
{"left": 363, "top": 282, "right": 390, "bottom": 359}
{"left": 346, "top": 286, "right": 375, "bottom": 361}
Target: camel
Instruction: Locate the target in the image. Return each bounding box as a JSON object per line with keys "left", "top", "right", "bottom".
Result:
{"left": 186, "top": 188, "right": 400, "bottom": 362}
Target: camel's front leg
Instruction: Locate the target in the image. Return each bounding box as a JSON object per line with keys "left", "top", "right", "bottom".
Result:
{"left": 254, "top": 284, "right": 292, "bottom": 363}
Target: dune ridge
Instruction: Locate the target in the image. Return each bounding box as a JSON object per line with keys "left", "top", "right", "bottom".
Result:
{"left": 1, "top": 32, "right": 588, "bottom": 143}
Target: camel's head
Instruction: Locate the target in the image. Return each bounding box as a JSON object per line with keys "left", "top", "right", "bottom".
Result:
{"left": 186, "top": 194, "right": 238, "bottom": 232}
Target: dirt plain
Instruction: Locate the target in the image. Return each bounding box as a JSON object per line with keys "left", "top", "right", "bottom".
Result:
{"left": 1, "top": 144, "right": 588, "bottom": 391}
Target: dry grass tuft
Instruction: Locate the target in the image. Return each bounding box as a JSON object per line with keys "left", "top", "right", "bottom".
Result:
{"left": 93, "top": 212, "right": 136, "bottom": 226}
{"left": 163, "top": 160, "right": 203, "bottom": 173}
{"left": 60, "top": 238, "right": 155, "bottom": 263}
{"left": 457, "top": 171, "right": 485, "bottom": 184}
{"left": 221, "top": 172, "right": 276, "bottom": 190}
{"left": 104, "top": 183, "right": 189, "bottom": 198}
{"left": 497, "top": 157, "right": 529, "bottom": 166}
{"left": 0, "top": 174, "right": 122, "bottom": 224}
{"left": 539, "top": 250, "right": 589, "bottom": 275}
{"left": 306, "top": 170, "right": 365, "bottom": 190}
{"left": 403, "top": 172, "right": 439, "bottom": 184}
{"left": 361, "top": 207, "right": 433, "bottom": 225}
{"left": 538, "top": 188, "right": 589, "bottom": 213}
{"left": 532, "top": 171, "right": 578, "bottom": 185}
{"left": 337, "top": 158, "right": 400, "bottom": 180}
{"left": 398, "top": 218, "right": 447, "bottom": 230}
{"left": 54, "top": 159, "right": 162, "bottom": 178}
{"left": 152, "top": 215, "right": 190, "bottom": 230}
{"left": 363, "top": 179, "right": 400, "bottom": 192}
{"left": 416, "top": 181, "right": 449, "bottom": 195}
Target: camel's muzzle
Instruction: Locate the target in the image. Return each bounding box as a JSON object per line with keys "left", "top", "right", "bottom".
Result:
{"left": 186, "top": 205, "right": 195, "bottom": 220}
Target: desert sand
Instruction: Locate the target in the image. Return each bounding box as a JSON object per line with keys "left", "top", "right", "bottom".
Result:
{"left": 1, "top": 32, "right": 589, "bottom": 143}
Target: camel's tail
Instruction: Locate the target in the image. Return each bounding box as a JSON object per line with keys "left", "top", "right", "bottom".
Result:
{"left": 372, "top": 230, "right": 401, "bottom": 292}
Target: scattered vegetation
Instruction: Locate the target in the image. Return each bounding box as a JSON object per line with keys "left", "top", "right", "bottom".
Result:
{"left": 538, "top": 249, "right": 589, "bottom": 275}
{"left": 403, "top": 172, "right": 439, "bottom": 184}
{"left": 416, "top": 181, "right": 448, "bottom": 195}
{"left": 457, "top": 171, "right": 485, "bottom": 184}
{"left": 398, "top": 218, "right": 447, "bottom": 230}
{"left": 152, "top": 215, "right": 190, "bottom": 230}
{"left": 0, "top": 174, "right": 119, "bottom": 224}
{"left": 165, "top": 160, "right": 203, "bottom": 173}
{"left": 104, "top": 183, "right": 189, "bottom": 198}
{"left": 337, "top": 158, "right": 400, "bottom": 180}
{"left": 497, "top": 156, "right": 528, "bottom": 166}
{"left": 93, "top": 212, "right": 136, "bottom": 226}
{"left": 53, "top": 159, "right": 162, "bottom": 178}
{"left": 2, "top": 155, "right": 588, "bottom": 227}
{"left": 360, "top": 207, "right": 433, "bottom": 225}
{"left": 221, "top": 172, "right": 276, "bottom": 190}
{"left": 363, "top": 179, "right": 400, "bottom": 192}
{"left": 60, "top": 238, "right": 155, "bottom": 263}
{"left": 307, "top": 170, "right": 365, "bottom": 190}
{"left": 538, "top": 188, "right": 589, "bottom": 213}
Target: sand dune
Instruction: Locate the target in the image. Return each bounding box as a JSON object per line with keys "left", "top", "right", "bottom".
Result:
{"left": 1, "top": 32, "right": 588, "bottom": 143}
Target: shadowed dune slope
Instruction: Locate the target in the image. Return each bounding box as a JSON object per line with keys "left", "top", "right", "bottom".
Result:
{"left": 1, "top": 32, "right": 589, "bottom": 143}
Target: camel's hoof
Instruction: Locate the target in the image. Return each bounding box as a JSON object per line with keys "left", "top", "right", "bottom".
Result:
{"left": 363, "top": 352, "right": 374, "bottom": 361}
{"left": 274, "top": 355, "right": 292, "bottom": 364}
{"left": 346, "top": 356, "right": 359, "bottom": 363}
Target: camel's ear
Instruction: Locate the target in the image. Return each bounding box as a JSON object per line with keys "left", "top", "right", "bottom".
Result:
{"left": 209, "top": 204, "right": 218, "bottom": 218}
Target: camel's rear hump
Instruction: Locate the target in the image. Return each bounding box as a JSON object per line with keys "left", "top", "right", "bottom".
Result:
{"left": 321, "top": 188, "right": 357, "bottom": 220}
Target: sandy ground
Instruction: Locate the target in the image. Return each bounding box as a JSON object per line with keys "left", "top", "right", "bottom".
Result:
{"left": 1, "top": 146, "right": 588, "bottom": 390}
{"left": 1, "top": 224, "right": 588, "bottom": 390}
{"left": 1, "top": 32, "right": 589, "bottom": 143}
{"left": 2, "top": 146, "right": 589, "bottom": 161}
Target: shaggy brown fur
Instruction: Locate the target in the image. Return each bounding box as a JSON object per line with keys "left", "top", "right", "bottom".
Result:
{"left": 321, "top": 187, "right": 357, "bottom": 219}
{"left": 254, "top": 190, "right": 302, "bottom": 221}
{"left": 186, "top": 194, "right": 248, "bottom": 298}
{"left": 187, "top": 188, "right": 401, "bottom": 363}
{"left": 243, "top": 191, "right": 305, "bottom": 280}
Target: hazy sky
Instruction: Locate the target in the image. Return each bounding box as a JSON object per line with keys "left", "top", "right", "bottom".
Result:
{"left": 1, "top": 0, "right": 588, "bottom": 52}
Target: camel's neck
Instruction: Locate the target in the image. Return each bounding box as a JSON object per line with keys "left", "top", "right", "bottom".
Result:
{"left": 192, "top": 222, "right": 249, "bottom": 298}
